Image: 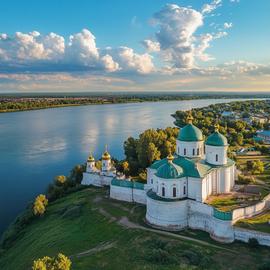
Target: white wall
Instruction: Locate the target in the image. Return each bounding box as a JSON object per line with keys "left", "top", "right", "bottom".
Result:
{"left": 110, "top": 185, "right": 133, "bottom": 202}
{"left": 176, "top": 140, "right": 204, "bottom": 158}
{"left": 188, "top": 177, "right": 202, "bottom": 202}
{"left": 205, "top": 145, "right": 227, "bottom": 165}
{"left": 81, "top": 172, "right": 113, "bottom": 187}
{"left": 234, "top": 228, "right": 270, "bottom": 247}
{"left": 110, "top": 185, "right": 146, "bottom": 204}
{"left": 146, "top": 196, "right": 188, "bottom": 230}
{"left": 155, "top": 176, "right": 187, "bottom": 199}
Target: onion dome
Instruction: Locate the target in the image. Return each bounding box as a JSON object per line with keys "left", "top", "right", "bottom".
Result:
{"left": 156, "top": 155, "right": 183, "bottom": 179}
{"left": 205, "top": 124, "right": 228, "bottom": 146}
{"left": 87, "top": 153, "right": 95, "bottom": 162}
{"left": 177, "top": 113, "right": 203, "bottom": 142}
{"left": 102, "top": 145, "right": 111, "bottom": 160}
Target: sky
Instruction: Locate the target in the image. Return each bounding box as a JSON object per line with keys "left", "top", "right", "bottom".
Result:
{"left": 0, "top": 0, "right": 269, "bottom": 93}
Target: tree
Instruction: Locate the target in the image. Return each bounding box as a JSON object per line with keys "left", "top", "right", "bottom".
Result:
{"left": 33, "top": 194, "right": 48, "bottom": 216}
{"left": 55, "top": 175, "right": 66, "bottom": 185}
{"left": 32, "top": 253, "right": 71, "bottom": 270}
{"left": 251, "top": 160, "right": 264, "bottom": 174}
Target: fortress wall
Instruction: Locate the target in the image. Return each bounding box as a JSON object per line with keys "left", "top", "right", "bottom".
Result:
{"left": 234, "top": 227, "right": 270, "bottom": 247}
{"left": 110, "top": 185, "right": 133, "bottom": 202}
{"left": 146, "top": 197, "right": 188, "bottom": 230}
{"left": 133, "top": 189, "right": 146, "bottom": 204}
{"left": 188, "top": 212, "right": 235, "bottom": 243}
{"left": 189, "top": 200, "right": 213, "bottom": 216}
{"left": 231, "top": 194, "right": 270, "bottom": 223}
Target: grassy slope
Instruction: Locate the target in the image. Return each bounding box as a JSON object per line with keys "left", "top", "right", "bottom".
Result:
{"left": 0, "top": 187, "right": 269, "bottom": 270}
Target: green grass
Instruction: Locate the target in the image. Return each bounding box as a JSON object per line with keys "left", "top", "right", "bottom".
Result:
{"left": 235, "top": 210, "right": 270, "bottom": 233}
{"left": 0, "top": 187, "right": 270, "bottom": 270}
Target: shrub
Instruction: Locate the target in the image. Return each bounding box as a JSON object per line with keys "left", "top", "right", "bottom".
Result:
{"left": 182, "top": 250, "right": 202, "bottom": 266}
{"left": 33, "top": 194, "right": 48, "bottom": 216}
{"left": 248, "top": 237, "right": 259, "bottom": 248}
{"left": 258, "top": 262, "right": 270, "bottom": 270}
{"left": 32, "top": 253, "right": 71, "bottom": 270}
{"left": 55, "top": 175, "right": 67, "bottom": 185}
{"left": 237, "top": 174, "right": 255, "bottom": 184}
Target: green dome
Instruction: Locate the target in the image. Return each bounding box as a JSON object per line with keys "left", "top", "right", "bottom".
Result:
{"left": 178, "top": 124, "right": 203, "bottom": 142}
{"left": 156, "top": 161, "right": 183, "bottom": 179}
{"left": 205, "top": 131, "right": 228, "bottom": 146}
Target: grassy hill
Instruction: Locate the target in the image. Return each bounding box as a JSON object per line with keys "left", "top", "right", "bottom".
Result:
{"left": 0, "top": 187, "right": 269, "bottom": 270}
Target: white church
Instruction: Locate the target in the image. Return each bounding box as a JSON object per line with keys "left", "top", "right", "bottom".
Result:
{"left": 82, "top": 114, "right": 241, "bottom": 242}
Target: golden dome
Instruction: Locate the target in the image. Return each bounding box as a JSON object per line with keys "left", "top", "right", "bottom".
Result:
{"left": 186, "top": 113, "right": 194, "bottom": 124}
{"left": 167, "top": 152, "right": 174, "bottom": 162}
{"left": 102, "top": 151, "right": 111, "bottom": 160}
{"left": 87, "top": 153, "right": 95, "bottom": 162}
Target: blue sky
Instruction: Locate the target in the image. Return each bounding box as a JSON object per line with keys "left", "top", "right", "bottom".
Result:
{"left": 0, "top": 0, "right": 269, "bottom": 92}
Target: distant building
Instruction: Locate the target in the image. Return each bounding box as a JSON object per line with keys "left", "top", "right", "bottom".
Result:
{"left": 256, "top": 130, "right": 270, "bottom": 143}
{"left": 251, "top": 115, "right": 268, "bottom": 124}
{"left": 221, "top": 111, "right": 234, "bottom": 118}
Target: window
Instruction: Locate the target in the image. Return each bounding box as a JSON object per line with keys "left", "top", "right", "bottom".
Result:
{"left": 197, "top": 148, "right": 200, "bottom": 155}
{"left": 151, "top": 179, "right": 153, "bottom": 184}
{"left": 162, "top": 187, "right": 165, "bottom": 197}
{"left": 193, "top": 149, "right": 195, "bottom": 155}
{"left": 184, "top": 148, "right": 186, "bottom": 155}
{"left": 178, "top": 147, "right": 180, "bottom": 154}
{"left": 216, "top": 154, "right": 218, "bottom": 162}
{"left": 173, "top": 187, "right": 176, "bottom": 197}
{"left": 183, "top": 186, "right": 186, "bottom": 195}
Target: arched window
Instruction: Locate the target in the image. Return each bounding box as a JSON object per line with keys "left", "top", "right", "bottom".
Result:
{"left": 178, "top": 147, "right": 180, "bottom": 154}
{"left": 197, "top": 148, "right": 200, "bottom": 155}
{"left": 216, "top": 154, "right": 218, "bottom": 162}
{"left": 184, "top": 148, "right": 186, "bottom": 155}
{"left": 173, "top": 187, "right": 176, "bottom": 197}
{"left": 162, "top": 187, "right": 165, "bottom": 197}
{"left": 193, "top": 149, "right": 195, "bottom": 155}
{"left": 183, "top": 186, "right": 186, "bottom": 195}
{"left": 151, "top": 179, "right": 153, "bottom": 184}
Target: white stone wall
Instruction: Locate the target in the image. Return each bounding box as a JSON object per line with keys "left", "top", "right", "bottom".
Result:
{"left": 81, "top": 172, "right": 113, "bottom": 187}
{"left": 176, "top": 140, "right": 204, "bottom": 158}
{"left": 155, "top": 176, "right": 187, "bottom": 199}
{"left": 146, "top": 196, "right": 188, "bottom": 230}
{"left": 234, "top": 228, "right": 270, "bottom": 246}
{"left": 205, "top": 145, "right": 228, "bottom": 165}
{"left": 147, "top": 168, "right": 156, "bottom": 189}
{"left": 110, "top": 185, "right": 146, "bottom": 204}
{"left": 86, "top": 161, "right": 95, "bottom": 172}
{"left": 110, "top": 185, "right": 133, "bottom": 202}
{"left": 133, "top": 189, "right": 146, "bottom": 204}
{"left": 187, "top": 177, "right": 202, "bottom": 201}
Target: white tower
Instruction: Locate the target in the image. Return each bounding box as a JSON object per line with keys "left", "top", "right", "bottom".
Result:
{"left": 102, "top": 145, "right": 112, "bottom": 171}
{"left": 205, "top": 124, "right": 228, "bottom": 165}
{"left": 86, "top": 153, "right": 96, "bottom": 172}
{"left": 176, "top": 114, "right": 204, "bottom": 158}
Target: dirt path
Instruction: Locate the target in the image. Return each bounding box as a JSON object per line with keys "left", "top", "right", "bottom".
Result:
{"left": 117, "top": 217, "right": 238, "bottom": 253}
{"left": 72, "top": 241, "right": 116, "bottom": 258}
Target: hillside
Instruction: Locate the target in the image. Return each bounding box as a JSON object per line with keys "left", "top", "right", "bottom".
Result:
{"left": 0, "top": 187, "right": 269, "bottom": 270}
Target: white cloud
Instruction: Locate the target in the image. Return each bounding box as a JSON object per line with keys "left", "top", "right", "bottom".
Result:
{"left": 202, "top": 0, "right": 222, "bottom": 14}
{"left": 101, "top": 54, "right": 120, "bottom": 72}
{"left": 0, "top": 28, "right": 154, "bottom": 74}
{"left": 150, "top": 4, "right": 203, "bottom": 68}
{"left": 142, "top": 39, "right": 160, "bottom": 52}
{"left": 224, "top": 22, "right": 233, "bottom": 29}
{"left": 66, "top": 29, "right": 99, "bottom": 66}
{"left": 106, "top": 46, "right": 154, "bottom": 74}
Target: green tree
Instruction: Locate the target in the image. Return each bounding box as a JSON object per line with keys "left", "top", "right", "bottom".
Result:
{"left": 32, "top": 253, "right": 71, "bottom": 270}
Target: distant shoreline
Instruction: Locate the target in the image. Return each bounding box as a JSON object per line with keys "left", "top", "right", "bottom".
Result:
{"left": 0, "top": 94, "right": 268, "bottom": 113}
